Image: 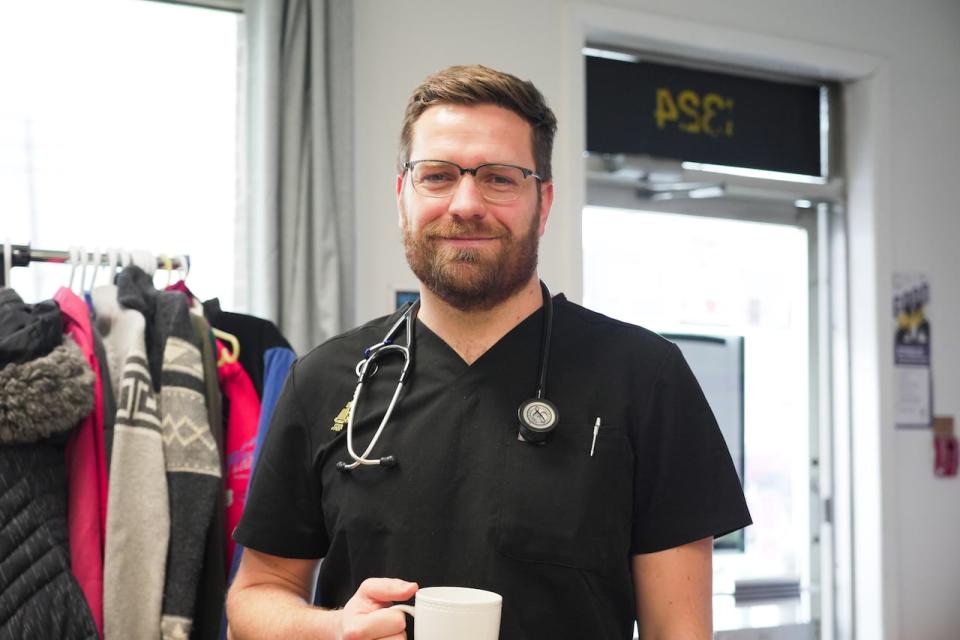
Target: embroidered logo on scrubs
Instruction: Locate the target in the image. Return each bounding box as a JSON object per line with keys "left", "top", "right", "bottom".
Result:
{"left": 331, "top": 401, "right": 352, "bottom": 432}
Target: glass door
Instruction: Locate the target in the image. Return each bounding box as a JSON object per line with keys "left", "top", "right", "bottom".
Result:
{"left": 583, "top": 197, "right": 824, "bottom": 638}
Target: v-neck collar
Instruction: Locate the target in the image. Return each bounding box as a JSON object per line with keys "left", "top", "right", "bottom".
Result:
{"left": 412, "top": 293, "right": 565, "bottom": 372}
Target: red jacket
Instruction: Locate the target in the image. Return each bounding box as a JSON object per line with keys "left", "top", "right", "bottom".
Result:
{"left": 55, "top": 287, "right": 107, "bottom": 638}
{"left": 217, "top": 339, "right": 261, "bottom": 569}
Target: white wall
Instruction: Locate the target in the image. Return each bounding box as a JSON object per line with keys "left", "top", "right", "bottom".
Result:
{"left": 351, "top": 1, "right": 960, "bottom": 638}
{"left": 352, "top": 0, "right": 570, "bottom": 320}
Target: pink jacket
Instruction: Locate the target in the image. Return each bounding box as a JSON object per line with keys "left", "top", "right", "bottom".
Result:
{"left": 55, "top": 288, "right": 107, "bottom": 638}
{"left": 217, "top": 339, "right": 261, "bottom": 569}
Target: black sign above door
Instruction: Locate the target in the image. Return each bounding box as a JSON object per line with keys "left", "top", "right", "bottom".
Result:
{"left": 586, "top": 55, "right": 823, "bottom": 177}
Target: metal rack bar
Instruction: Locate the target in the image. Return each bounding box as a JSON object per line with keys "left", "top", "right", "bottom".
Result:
{"left": 1, "top": 244, "right": 190, "bottom": 287}
{"left": 4, "top": 244, "right": 189, "bottom": 269}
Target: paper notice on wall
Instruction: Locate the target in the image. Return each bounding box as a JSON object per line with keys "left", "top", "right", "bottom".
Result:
{"left": 893, "top": 273, "right": 932, "bottom": 428}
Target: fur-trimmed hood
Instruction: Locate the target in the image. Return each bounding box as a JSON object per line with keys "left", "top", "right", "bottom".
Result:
{"left": 0, "top": 338, "right": 94, "bottom": 444}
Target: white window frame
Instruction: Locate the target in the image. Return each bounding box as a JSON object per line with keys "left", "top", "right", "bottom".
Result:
{"left": 586, "top": 152, "right": 843, "bottom": 640}
{"left": 564, "top": 7, "right": 893, "bottom": 637}
{"left": 146, "top": 0, "right": 243, "bottom": 12}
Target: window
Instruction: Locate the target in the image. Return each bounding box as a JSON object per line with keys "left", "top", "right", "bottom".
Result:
{"left": 584, "top": 43, "right": 847, "bottom": 638}
{"left": 1, "top": 0, "right": 241, "bottom": 307}
{"left": 584, "top": 207, "right": 813, "bottom": 630}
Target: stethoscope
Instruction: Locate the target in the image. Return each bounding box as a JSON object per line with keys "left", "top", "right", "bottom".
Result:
{"left": 336, "top": 281, "right": 559, "bottom": 472}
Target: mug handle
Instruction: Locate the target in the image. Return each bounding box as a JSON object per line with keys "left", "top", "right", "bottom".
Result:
{"left": 391, "top": 604, "right": 416, "bottom": 617}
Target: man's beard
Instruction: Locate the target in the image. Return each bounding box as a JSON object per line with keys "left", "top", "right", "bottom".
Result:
{"left": 401, "top": 204, "right": 540, "bottom": 313}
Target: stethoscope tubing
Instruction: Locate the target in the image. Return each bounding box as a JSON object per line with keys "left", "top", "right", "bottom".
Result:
{"left": 338, "top": 302, "right": 417, "bottom": 470}
{"left": 341, "top": 374, "right": 406, "bottom": 470}
{"left": 534, "top": 281, "right": 552, "bottom": 400}
{"left": 339, "top": 282, "right": 554, "bottom": 471}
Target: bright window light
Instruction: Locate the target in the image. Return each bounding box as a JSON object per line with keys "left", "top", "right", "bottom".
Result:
{"left": 582, "top": 47, "right": 639, "bottom": 63}
{"left": 1, "top": 0, "right": 241, "bottom": 308}
{"left": 583, "top": 205, "right": 811, "bottom": 629}
{"left": 682, "top": 161, "right": 827, "bottom": 184}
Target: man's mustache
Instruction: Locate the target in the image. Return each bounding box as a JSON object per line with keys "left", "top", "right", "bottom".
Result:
{"left": 423, "top": 220, "right": 508, "bottom": 240}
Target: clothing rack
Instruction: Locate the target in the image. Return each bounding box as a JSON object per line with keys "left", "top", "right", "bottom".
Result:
{"left": 1, "top": 244, "right": 189, "bottom": 287}
{"left": 1, "top": 243, "right": 243, "bottom": 365}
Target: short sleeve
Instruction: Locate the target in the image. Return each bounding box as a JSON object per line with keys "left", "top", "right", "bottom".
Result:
{"left": 631, "top": 343, "right": 752, "bottom": 553}
{"left": 233, "top": 361, "right": 330, "bottom": 558}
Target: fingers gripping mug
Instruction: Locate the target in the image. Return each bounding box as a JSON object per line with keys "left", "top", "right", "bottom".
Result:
{"left": 391, "top": 587, "right": 502, "bottom": 640}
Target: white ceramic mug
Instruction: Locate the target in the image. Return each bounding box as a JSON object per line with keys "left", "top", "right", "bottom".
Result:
{"left": 391, "top": 586, "right": 502, "bottom": 640}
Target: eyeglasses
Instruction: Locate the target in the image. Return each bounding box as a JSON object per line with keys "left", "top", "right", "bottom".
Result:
{"left": 403, "top": 159, "right": 542, "bottom": 203}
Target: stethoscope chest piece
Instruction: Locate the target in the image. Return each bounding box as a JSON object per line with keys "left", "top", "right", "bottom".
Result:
{"left": 518, "top": 397, "right": 559, "bottom": 444}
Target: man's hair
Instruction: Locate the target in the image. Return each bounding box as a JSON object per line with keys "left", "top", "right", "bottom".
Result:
{"left": 398, "top": 65, "right": 558, "bottom": 181}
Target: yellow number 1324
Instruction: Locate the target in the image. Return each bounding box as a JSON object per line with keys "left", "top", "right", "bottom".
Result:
{"left": 654, "top": 87, "right": 734, "bottom": 137}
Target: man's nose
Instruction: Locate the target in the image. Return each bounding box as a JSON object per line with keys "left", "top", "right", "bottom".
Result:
{"left": 447, "top": 173, "right": 487, "bottom": 218}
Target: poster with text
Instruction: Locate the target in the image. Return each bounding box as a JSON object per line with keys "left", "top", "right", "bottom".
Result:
{"left": 893, "top": 272, "right": 932, "bottom": 428}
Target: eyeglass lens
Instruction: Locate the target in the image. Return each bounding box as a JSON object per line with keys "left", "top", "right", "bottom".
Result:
{"left": 410, "top": 161, "right": 529, "bottom": 201}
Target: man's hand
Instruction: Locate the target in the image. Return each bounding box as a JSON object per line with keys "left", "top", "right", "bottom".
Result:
{"left": 226, "top": 548, "right": 417, "bottom": 640}
{"left": 338, "top": 578, "right": 419, "bottom": 640}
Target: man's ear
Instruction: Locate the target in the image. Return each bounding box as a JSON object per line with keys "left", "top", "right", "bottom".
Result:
{"left": 537, "top": 181, "right": 554, "bottom": 237}
{"left": 396, "top": 173, "right": 405, "bottom": 230}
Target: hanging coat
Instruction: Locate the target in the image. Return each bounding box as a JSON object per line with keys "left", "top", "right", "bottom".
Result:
{"left": 216, "top": 339, "right": 261, "bottom": 571}
{"left": 0, "top": 290, "right": 98, "bottom": 639}
{"left": 93, "top": 283, "right": 168, "bottom": 640}
{"left": 55, "top": 287, "right": 108, "bottom": 637}
{"left": 116, "top": 267, "right": 221, "bottom": 639}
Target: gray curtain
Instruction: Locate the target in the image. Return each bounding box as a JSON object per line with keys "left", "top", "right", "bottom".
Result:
{"left": 242, "top": 0, "right": 354, "bottom": 354}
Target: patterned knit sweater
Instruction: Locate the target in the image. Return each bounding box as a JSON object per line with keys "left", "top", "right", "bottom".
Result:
{"left": 117, "top": 268, "right": 221, "bottom": 639}
{"left": 94, "top": 284, "right": 168, "bottom": 639}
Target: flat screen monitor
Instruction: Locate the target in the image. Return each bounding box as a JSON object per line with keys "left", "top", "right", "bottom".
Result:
{"left": 664, "top": 333, "right": 745, "bottom": 551}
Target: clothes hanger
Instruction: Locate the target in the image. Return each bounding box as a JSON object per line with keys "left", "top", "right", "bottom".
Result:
{"left": 165, "top": 254, "right": 206, "bottom": 317}
{"left": 161, "top": 255, "right": 174, "bottom": 288}
{"left": 2, "top": 239, "right": 11, "bottom": 288}
{"left": 77, "top": 247, "right": 90, "bottom": 295}
{"left": 84, "top": 248, "right": 102, "bottom": 294}
{"left": 104, "top": 247, "right": 120, "bottom": 285}
{"left": 215, "top": 329, "right": 240, "bottom": 367}
{"left": 159, "top": 252, "right": 239, "bottom": 365}
{"left": 68, "top": 246, "right": 80, "bottom": 291}
{"left": 141, "top": 250, "right": 156, "bottom": 276}
{"left": 177, "top": 254, "right": 190, "bottom": 280}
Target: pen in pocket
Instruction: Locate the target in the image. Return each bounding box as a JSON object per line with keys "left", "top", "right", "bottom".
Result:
{"left": 590, "top": 417, "right": 600, "bottom": 457}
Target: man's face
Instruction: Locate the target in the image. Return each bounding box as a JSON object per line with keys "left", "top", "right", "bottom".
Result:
{"left": 396, "top": 103, "right": 553, "bottom": 312}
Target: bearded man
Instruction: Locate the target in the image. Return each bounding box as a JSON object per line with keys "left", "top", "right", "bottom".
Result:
{"left": 227, "top": 65, "right": 751, "bottom": 640}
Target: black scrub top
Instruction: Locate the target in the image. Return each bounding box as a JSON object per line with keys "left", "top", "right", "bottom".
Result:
{"left": 234, "top": 294, "right": 751, "bottom": 639}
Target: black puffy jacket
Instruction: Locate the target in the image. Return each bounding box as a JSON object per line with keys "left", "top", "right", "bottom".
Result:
{"left": 0, "top": 290, "right": 97, "bottom": 639}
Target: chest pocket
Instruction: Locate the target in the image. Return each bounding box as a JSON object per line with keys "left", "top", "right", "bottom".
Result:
{"left": 496, "top": 419, "right": 634, "bottom": 573}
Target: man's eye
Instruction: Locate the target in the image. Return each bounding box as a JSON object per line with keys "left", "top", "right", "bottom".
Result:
{"left": 420, "top": 172, "right": 455, "bottom": 183}
{"left": 482, "top": 171, "right": 519, "bottom": 188}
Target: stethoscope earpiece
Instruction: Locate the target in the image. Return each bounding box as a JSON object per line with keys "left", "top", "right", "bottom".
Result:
{"left": 337, "top": 456, "right": 398, "bottom": 473}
